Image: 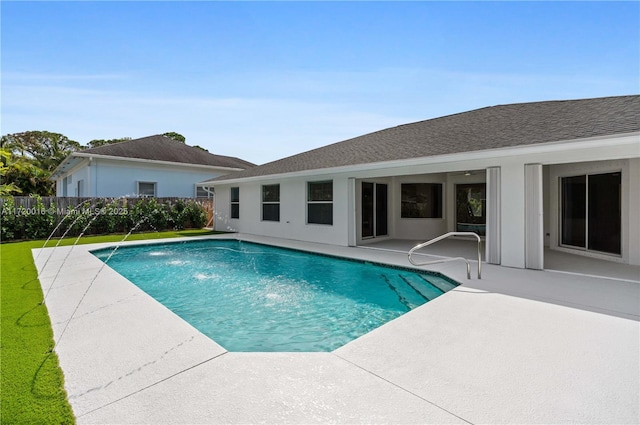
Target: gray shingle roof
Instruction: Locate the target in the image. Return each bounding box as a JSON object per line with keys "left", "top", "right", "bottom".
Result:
{"left": 80, "top": 135, "right": 255, "bottom": 169}
{"left": 208, "top": 95, "right": 639, "bottom": 182}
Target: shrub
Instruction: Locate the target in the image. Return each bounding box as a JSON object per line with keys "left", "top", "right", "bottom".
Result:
{"left": 183, "top": 200, "right": 207, "bottom": 229}
{"left": 23, "top": 196, "right": 56, "bottom": 239}
{"left": 0, "top": 197, "right": 209, "bottom": 242}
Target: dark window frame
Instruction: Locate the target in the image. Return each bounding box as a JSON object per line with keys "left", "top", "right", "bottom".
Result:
{"left": 262, "top": 184, "right": 280, "bottom": 222}
{"left": 230, "top": 187, "right": 240, "bottom": 219}
{"left": 400, "top": 183, "right": 443, "bottom": 219}
{"left": 307, "top": 180, "right": 333, "bottom": 225}
{"left": 560, "top": 172, "right": 621, "bottom": 255}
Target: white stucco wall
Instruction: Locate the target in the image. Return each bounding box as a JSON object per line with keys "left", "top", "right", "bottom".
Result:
{"left": 215, "top": 175, "right": 351, "bottom": 246}
{"left": 211, "top": 133, "right": 639, "bottom": 267}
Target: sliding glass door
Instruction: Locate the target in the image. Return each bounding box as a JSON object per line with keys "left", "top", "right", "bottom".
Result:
{"left": 456, "top": 183, "right": 486, "bottom": 236}
{"left": 561, "top": 172, "right": 621, "bottom": 255}
{"left": 361, "top": 182, "right": 388, "bottom": 239}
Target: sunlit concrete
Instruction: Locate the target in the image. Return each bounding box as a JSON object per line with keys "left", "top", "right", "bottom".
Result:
{"left": 34, "top": 234, "right": 639, "bottom": 424}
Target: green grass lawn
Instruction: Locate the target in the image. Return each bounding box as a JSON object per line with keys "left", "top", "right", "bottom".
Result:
{"left": 0, "top": 229, "right": 222, "bottom": 424}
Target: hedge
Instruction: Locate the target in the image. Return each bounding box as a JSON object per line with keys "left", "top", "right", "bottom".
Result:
{"left": 1, "top": 196, "right": 208, "bottom": 242}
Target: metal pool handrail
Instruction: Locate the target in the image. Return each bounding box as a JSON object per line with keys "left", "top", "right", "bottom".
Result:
{"left": 408, "top": 232, "right": 482, "bottom": 280}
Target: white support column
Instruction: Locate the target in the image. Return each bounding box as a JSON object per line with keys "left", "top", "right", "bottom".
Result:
{"left": 501, "top": 162, "right": 526, "bottom": 268}
{"left": 347, "top": 177, "right": 356, "bottom": 246}
{"left": 525, "top": 163, "right": 544, "bottom": 270}
{"left": 627, "top": 158, "right": 640, "bottom": 265}
{"left": 486, "top": 167, "right": 501, "bottom": 265}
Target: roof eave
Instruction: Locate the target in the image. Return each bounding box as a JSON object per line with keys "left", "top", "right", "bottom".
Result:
{"left": 203, "top": 131, "right": 640, "bottom": 185}
{"left": 49, "top": 155, "right": 86, "bottom": 180}
{"left": 72, "top": 152, "right": 248, "bottom": 172}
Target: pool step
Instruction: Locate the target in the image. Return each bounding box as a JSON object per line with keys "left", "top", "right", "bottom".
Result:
{"left": 380, "top": 274, "right": 423, "bottom": 309}
{"left": 381, "top": 273, "right": 446, "bottom": 309}
{"left": 420, "top": 274, "right": 458, "bottom": 293}
{"left": 398, "top": 273, "right": 445, "bottom": 302}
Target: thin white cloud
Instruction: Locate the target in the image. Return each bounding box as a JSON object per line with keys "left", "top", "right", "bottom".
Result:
{"left": 2, "top": 67, "right": 636, "bottom": 164}
{"left": 2, "top": 72, "right": 129, "bottom": 82}
{"left": 1, "top": 81, "right": 409, "bottom": 164}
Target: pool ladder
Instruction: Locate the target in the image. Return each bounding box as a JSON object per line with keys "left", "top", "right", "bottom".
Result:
{"left": 408, "top": 232, "right": 482, "bottom": 280}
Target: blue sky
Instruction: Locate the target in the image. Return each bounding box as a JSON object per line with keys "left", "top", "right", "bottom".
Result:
{"left": 2, "top": 1, "right": 638, "bottom": 164}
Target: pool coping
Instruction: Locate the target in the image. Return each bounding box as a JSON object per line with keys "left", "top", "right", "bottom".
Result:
{"left": 33, "top": 233, "right": 640, "bottom": 424}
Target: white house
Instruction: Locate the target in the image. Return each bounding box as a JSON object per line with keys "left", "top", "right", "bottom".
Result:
{"left": 203, "top": 95, "right": 640, "bottom": 269}
{"left": 51, "top": 135, "right": 255, "bottom": 198}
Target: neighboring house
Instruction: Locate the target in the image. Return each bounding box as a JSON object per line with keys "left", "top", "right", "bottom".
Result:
{"left": 51, "top": 135, "right": 255, "bottom": 198}
{"left": 203, "top": 95, "right": 640, "bottom": 269}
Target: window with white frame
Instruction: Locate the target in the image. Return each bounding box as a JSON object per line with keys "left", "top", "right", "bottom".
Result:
{"left": 307, "top": 181, "right": 333, "bottom": 225}
{"left": 262, "top": 184, "right": 280, "bottom": 221}
{"left": 230, "top": 187, "right": 240, "bottom": 219}
{"left": 137, "top": 181, "right": 156, "bottom": 197}
{"left": 196, "top": 185, "right": 213, "bottom": 199}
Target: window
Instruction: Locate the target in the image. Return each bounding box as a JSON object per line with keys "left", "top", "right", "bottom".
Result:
{"left": 196, "top": 185, "right": 213, "bottom": 199}
{"left": 362, "top": 182, "right": 388, "bottom": 238}
{"left": 262, "top": 184, "right": 280, "bottom": 221}
{"left": 230, "top": 187, "right": 240, "bottom": 219}
{"left": 76, "top": 179, "right": 85, "bottom": 197}
{"left": 561, "top": 172, "right": 621, "bottom": 255}
{"left": 401, "top": 183, "right": 442, "bottom": 218}
{"left": 62, "top": 176, "right": 68, "bottom": 196}
{"left": 456, "top": 183, "right": 486, "bottom": 236}
{"left": 307, "top": 181, "right": 333, "bottom": 225}
{"left": 137, "top": 181, "right": 156, "bottom": 197}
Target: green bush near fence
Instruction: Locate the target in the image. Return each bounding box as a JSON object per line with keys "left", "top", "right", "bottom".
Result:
{"left": 0, "top": 196, "right": 209, "bottom": 242}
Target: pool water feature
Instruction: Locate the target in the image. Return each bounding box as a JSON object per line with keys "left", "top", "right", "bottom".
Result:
{"left": 92, "top": 239, "right": 458, "bottom": 352}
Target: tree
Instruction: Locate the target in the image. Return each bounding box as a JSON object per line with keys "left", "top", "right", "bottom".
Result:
{"left": 162, "top": 132, "right": 186, "bottom": 143}
{"left": 86, "top": 137, "right": 131, "bottom": 149}
{"left": 0, "top": 148, "right": 21, "bottom": 196}
{"left": 1, "top": 149, "right": 52, "bottom": 196}
{"left": 1, "top": 131, "right": 82, "bottom": 196}
{"left": 1, "top": 131, "right": 82, "bottom": 173}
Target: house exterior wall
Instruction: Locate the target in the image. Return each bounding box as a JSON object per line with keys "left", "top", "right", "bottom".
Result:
{"left": 215, "top": 175, "right": 351, "bottom": 246}
{"left": 211, "top": 133, "right": 639, "bottom": 268}
{"left": 391, "top": 174, "right": 448, "bottom": 241}
{"left": 55, "top": 160, "right": 91, "bottom": 196}
{"left": 55, "top": 158, "right": 226, "bottom": 198}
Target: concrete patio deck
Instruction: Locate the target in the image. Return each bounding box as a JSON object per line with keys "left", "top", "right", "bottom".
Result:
{"left": 33, "top": 234, "right": 639, "bottom": 424}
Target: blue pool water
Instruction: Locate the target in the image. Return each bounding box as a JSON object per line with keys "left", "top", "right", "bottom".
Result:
{"left": 92, "top": 239, "right": 458, "bottom": 352}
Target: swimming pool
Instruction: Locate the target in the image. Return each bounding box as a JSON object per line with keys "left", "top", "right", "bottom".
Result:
{"left": 92, "top": 239, "right": 458, "bottom": 352}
